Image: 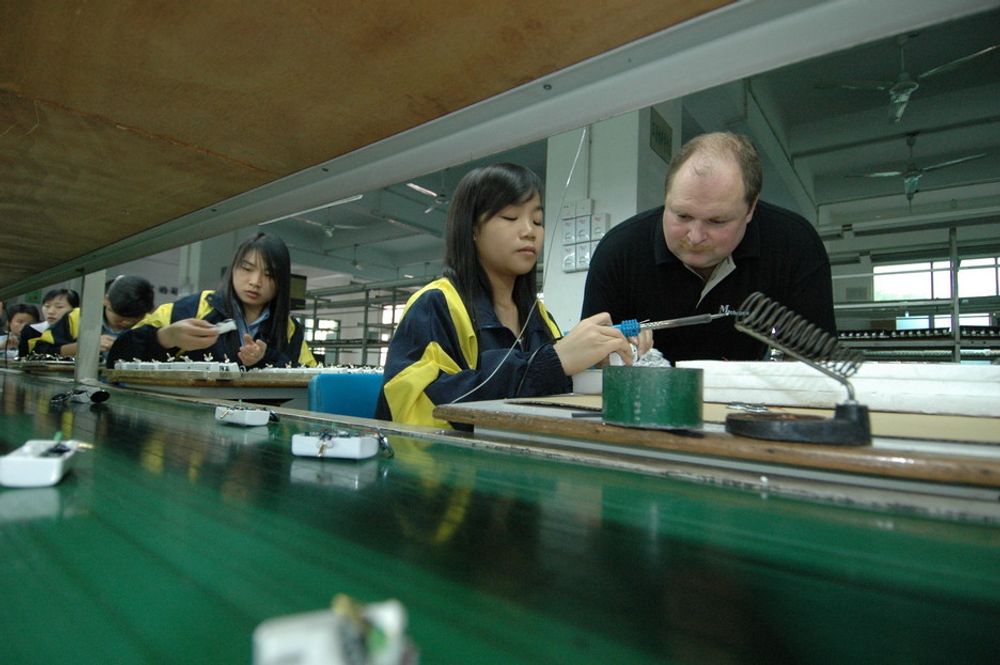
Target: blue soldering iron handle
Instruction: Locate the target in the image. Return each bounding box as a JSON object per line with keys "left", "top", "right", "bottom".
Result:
{"left": 615, "top": 319, "right": 641, "bottom": 337}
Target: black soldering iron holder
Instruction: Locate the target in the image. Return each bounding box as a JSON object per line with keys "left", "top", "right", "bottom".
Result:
{"left": 725, "top": 401, "right": 871, "bottom": 446}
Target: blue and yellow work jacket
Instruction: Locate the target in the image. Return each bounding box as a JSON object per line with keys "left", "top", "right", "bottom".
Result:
{"left": 21, "top": 322, "right": 50, "bottom": 356}
{"left": 375, "top": 277, "right": 570, "bottom": 429}
{"left": 105, "top": 290, "right": 316, "bottom": 369}
{"left": 32, "top": 308, "right": 84, "bottom": 356}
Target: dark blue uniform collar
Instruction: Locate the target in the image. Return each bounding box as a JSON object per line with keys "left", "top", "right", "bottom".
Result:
{"left": 472, "top": 289, "right": 506, "bottom": 331}
{"left": 206, "top": 290, "right": 227, "bottom": 313}
{"left": 470, "top": 287, "right": 549, "bottom": 338}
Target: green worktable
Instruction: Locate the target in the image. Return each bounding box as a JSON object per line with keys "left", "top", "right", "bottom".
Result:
{"left": 2, "top": 371, "right": 999, "bottom": 664}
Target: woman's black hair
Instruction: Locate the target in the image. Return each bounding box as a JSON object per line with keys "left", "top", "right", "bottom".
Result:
{"left": 6, "top": 303, "right": 40, "bottom": 328}
{"left": 216, "top": 232, "right": 292, "bottom": 354}
{"left": 443, "top": 163, "right": 545, "bottom": 335}
{"left": 42, "top": 288, "right": 80, "bottom": 308}
{"left": 105, "top": 275, "right": 155, "bottom": 318}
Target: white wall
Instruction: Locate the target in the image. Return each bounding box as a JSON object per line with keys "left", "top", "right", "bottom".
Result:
{"left": 112, "top": 249, "right": 182, "bottom": 309}
{"left": 542, "top": 104, "right": 682, "bottom": 332}
{"left": 543, "top": 112, "right": 649, "bottom": 331}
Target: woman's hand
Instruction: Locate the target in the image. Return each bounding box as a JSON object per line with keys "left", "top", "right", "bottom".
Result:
{"left": 238, "top": 333, "right": 267, "bottom": 367}
{"left": 99, "top": 334, "right": 117, "bottom": 352}
{"left": 635, "top": 329, "right": 653, "bottom": 357}
{"left": 156, "top": 319, "right": 220, "bottom": 351}
{"left": 554, "top": 312, "right": 633, "bottom": 376}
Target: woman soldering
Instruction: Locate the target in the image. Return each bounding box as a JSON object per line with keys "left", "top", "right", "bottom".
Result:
{"left": 375, "top": 163, "right": 632, "bottom": 428}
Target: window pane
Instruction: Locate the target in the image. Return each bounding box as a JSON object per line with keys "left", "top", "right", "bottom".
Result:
{"left": 896, "top": 316, "right": 929, "bottom": 330}
{"left": 960, "top": 257, "right": 995, "bottom": 267}
{"left": 382, "top": 304, "right": 404, "bottom": 325}
{"left": 958, "top": 267, "right": 998, "bottom": 297}
{"left": 874, "top": 261, "right": 929, "bottom": 275}
{"left": 874, "top": 272, "right": 932, "bottom": 300}
{"left": 933, "top": 313, "right": 991, "bottom": 327}
{"left": 932, "top": 268, "right": 952, "bottom": 299}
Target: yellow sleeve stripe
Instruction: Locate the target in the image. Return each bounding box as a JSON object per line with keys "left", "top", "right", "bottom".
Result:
{"left": 136, "top": 302, "right": 176, "bottom": 329}
{"left": 403, "top": 278, "right": 478, "bottom": 368}
{"left": 536, "top": 301, "right": 563, "bottom": 340}
{"left": 383, "top": 340, "right": 463, "bottom": 428}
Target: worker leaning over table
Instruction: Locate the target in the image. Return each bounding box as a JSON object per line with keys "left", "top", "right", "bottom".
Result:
{"left": 582, "top": 131, "right": 835, "bottom": 363}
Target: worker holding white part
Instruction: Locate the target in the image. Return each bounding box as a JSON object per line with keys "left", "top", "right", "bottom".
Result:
{"left": 107, "top": 233, "right": 316, "bottom": 369}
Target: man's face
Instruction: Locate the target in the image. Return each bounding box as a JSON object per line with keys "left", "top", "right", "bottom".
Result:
{"left": 662, "top": 157, "right": 756, "bottom": 279}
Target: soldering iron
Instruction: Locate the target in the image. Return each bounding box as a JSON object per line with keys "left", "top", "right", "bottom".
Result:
{"left": 614, "top": 305, "right": 746, "bottom": 337}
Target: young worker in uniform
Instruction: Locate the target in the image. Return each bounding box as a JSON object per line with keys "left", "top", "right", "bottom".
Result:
{"left": 34, "top": 277, "right": 154, "bottom": 359}
{"left": 107, "top": 233, "right": 316, "bottom": 369}
{"left": 376, "top": 163, "right": 632, "bottom": 428}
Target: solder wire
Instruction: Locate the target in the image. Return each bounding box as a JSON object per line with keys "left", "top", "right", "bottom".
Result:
{"left": 448, "top": 127, "right": 590, "bottom": 404}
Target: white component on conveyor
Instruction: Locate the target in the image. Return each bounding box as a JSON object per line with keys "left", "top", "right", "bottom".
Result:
{"left": 215, "top": 405, "right": 271, "bottom": 427}
{"left": 0, "top": 439, "right": 80, "bottom": 488}
{"left": 291, "top": 432, "right": 380, "bottom": 459}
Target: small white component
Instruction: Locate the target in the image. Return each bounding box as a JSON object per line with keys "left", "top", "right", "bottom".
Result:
{"left": 215, "top": 406, "right": 270, "bottom": 427}
{"left": 253, "top": 609, "right": 345, "bottom": 665}
{"left": 0, "top": 439, "right": 79, "bottom": 488}
{"left": 253, "top": 598, "right": 412, "bottom": 665}
{"left": 571, "top": 368, "right": 602, "bottom": 394}
{"left": 291, "top": 432, "right": 379, "bottom": 459}
{"left": 214, "top": 319, "right": 237, "bottom": 334}
{"left": 114, "top": 360, "right": 240, "bottom": 372}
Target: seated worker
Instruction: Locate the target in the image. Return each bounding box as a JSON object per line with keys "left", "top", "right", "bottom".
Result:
{"left": 107, "top": 232, "right": 317, "bottom": 369}
{"left": 19, "top": 288, "right": 80, "bottom": 357}
{"left": 34, "top": 276, "right": 155, "bottom": 358}
{"left": 2, "top": 303, "right": 40, "bottom": 359}
{"left": 582, "top": 131, "right": 835, "bottom": 362}
{"left": 375, "top": 163, "right": 633, "bottom": 428}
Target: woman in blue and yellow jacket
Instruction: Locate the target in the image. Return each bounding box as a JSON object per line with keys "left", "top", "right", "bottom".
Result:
{"left": 35, "top": 276, "right": 154, "bottom": 359}
{"left": 375, "top": 163, "right": 633, "bottom": 429}
{"left": 107, "top": 233, "right": 316, "bottom": 369}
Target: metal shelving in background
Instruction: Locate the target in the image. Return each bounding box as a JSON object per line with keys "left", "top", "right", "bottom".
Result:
{"left": 835, "top": 295, "right": 1000, "bottom": 362}
{"left": 299, "top": 277, "right": 431, "bottom": 366}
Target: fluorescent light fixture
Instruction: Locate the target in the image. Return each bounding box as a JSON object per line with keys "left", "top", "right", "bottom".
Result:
{"left": 259, "top": 194, "right": 363, "bottom": 226}
{"left": 326, "top": 193, "right": 364, "bottom": 207}
{"left": 406, "top": 182, "right": 438, "bottom": 197}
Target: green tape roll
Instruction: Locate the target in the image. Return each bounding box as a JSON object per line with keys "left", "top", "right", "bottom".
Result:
{"left": 602, "top": 366, "right": 703, "bottom": 430}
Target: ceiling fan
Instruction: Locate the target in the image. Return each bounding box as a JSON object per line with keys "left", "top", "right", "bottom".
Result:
{"left": 817, "top": 34, "right": 999, "bottom": 123}
{"left": 289, "top": 215, "right": 365, "bottom": 238}
{"left": 405, "top": 180, "right": 451, "bottom": 214}
{"left": 259, "top": 193, "right": 366, "bottom": 235}
{"left": 846, "top": 133, "right": 986, "bottom": 203}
